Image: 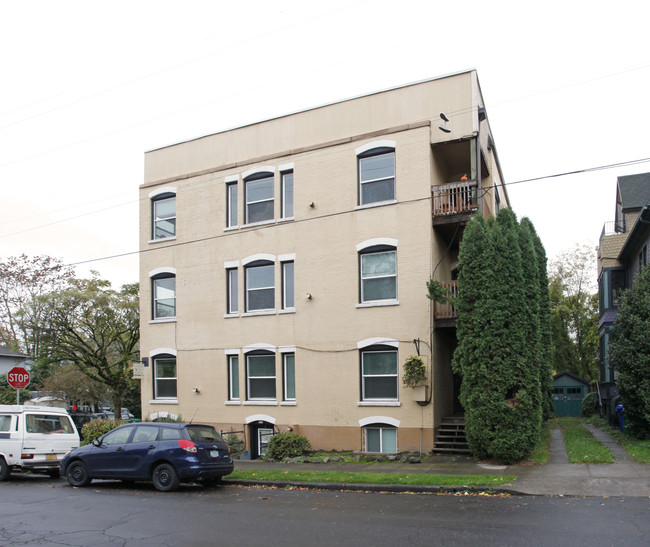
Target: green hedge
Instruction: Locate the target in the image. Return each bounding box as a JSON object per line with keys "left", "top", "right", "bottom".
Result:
{"left": 265, "top": 433, "right": 311, "bottom": 459}
{"left": 80, "top": 418, "right": 125, "bottom": 444}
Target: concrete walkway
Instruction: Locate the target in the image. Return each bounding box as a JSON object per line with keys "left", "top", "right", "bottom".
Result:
{"left": 231, "top": 425, "right": 650, "bottom": 498}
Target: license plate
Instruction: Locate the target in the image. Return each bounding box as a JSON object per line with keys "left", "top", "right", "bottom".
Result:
{"left": 209, "top": 450, "right": 219, "bottom": 458}
{"left": 46, "top": 454, "right": 58, "bottom": 460}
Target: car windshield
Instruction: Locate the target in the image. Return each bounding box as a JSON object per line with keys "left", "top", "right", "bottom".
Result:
{"left": 186, "top": 425, "right": 225, "bottom": 443}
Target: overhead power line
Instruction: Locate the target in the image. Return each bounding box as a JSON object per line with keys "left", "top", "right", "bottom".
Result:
{"left": 62, "top": 154, "right": 650, "bottom": 269}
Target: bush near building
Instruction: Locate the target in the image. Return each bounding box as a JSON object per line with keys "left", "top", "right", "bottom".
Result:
{"left": 453, "top": 209, "right": 551, "bottom": 464}
{"left": 609, "top": 266, "right": 650, "bottom": 439}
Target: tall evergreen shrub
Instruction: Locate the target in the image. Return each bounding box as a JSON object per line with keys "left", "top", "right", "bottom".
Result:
{"left": 454, "top": 209, "right": 545, "bottom": 463}
{"left": 609, "top": 266, "right": 650, "bottom": 438}
{"left": 522, "top": 217, "right": 554, "bottom": 420}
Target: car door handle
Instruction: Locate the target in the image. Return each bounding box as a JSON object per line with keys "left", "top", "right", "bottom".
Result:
{"left": 148, "top": 445, "right": 156, "bottom": 449}
{"left": 116, "top": 447, "right": 124, "bottom": 451}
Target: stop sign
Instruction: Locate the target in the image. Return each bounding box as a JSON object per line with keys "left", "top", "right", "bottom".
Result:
{"left": 7, "top": 367, "right": 30, "bottom": 389}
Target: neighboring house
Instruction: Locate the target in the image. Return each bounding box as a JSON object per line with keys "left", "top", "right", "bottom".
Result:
{"left": 597, "top": 172, "right": 650, "bottom": 423}
{"left": 139, "top": 70, "right": 510, "bottom": 457}
{"left": 552, "top": 371, "right": 589, "bottom": 417}
{"left": 0, "top": 345, "right": 31, "bottom": 378}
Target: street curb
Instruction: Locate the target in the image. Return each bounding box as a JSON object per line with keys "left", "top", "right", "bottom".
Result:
{"left": 222, "top": 478, "right": 528, "bottom": 496}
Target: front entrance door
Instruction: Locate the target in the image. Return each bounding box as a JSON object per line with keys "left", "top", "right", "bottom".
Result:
{"left": 249, "top": 422, "right": 274, "bottom": 459}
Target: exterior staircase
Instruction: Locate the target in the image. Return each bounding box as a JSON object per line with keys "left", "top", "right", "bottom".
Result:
{"left": 433, "top": 416, "right": 470, "bottom": 454}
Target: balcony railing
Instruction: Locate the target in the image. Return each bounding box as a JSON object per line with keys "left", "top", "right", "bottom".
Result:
{"left": 433, "top": 281, "right": 458, "bottom": 320}
{"left": 432, "top": 180, "right": 479, "bottom": 217}
{"left": 600, "top": 220, "right": 626, "bottom": 239}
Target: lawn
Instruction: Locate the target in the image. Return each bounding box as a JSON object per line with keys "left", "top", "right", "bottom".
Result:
{"left": 557, "top": 418, "right": 615, "bottom": 463}
{"left": 228, "top": 469, "right": 515, "bottom": 488}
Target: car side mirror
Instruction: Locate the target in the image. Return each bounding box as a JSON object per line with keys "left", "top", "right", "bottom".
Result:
{"left": 92, "top": 439, "right": 101, "bottom": 447}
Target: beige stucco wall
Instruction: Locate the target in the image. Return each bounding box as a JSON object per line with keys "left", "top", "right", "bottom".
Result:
{"left": 139, "top": 71, "right": 497, "bottom": 453}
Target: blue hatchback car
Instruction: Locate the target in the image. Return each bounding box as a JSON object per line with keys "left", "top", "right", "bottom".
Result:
{"left": 61, "top": 422, "right": 234, "bottom": 491}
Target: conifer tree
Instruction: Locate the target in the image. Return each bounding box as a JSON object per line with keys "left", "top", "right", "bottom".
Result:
{"left": 454, "top": 209, "right": 545, "bottom": 463}
{"left": 609, "top": 266, "right": 650, "bottom": 438}
{"left": 522, "top": 217, "right": 554, "bottom": 419}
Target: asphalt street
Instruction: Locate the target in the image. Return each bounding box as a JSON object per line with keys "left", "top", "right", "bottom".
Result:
{"left": 1, "top": 474, "right": 649, "bottom": 546}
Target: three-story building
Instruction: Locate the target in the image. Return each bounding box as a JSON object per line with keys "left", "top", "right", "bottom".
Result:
{"left": 139, "top": 70, "right": 509, "bottom": 457}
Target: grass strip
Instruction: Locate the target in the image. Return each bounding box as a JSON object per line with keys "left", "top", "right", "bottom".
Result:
{"left": 596, "top": 421, "right": 650, "bottom": 464}
{"left": 527, "top": 421, "right": 551, "bottom": 464}
{"left": 558, "top": 418, "right": 614, "bottom": 464}
{"left": 228, "top": 469, "right": 514, "bottom": 487}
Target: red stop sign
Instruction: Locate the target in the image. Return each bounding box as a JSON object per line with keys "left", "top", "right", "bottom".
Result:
{"left": 7, "top": 367, "right": 30, "bottom": 389}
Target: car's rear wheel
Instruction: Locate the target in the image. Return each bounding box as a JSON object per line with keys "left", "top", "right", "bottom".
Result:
{"left": 202, "top": 476, "right": 223, "bottom": 487}
{"left": 0, "top": 458, "right": 11, "bottom": 482}
{"left": 152, "top": 463, "right": 179, "bottom": 492}
{"left": 66, "top": 461, "right": 91, "bottom": 487}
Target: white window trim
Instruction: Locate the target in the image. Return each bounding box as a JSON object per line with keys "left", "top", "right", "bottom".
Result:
{"left": 148, "top": 236, "right": 177, "bottom": 244}
{"left": 242, "top": 310, "right": 277, "bottom": 317}
{"left": 149, "top": 317, "right": 177, "bottom": 324}
{"left": 224, "top": 174, "right": 239, "bottom": 183}
{"left": 243, "top": 254, "right": 276, "bottom": 266}
{"left": 243, "top": 401, "right": 278, "bottom": 406}
{"left": 224, "top": 260, "right": 239, "bottom": 269}
{"left": 149, "top": 267, "right": 177, "bottom": 277}
{"left": 149, "top": 186, "right": 177, "bottom": 199}
{"left": 359, "top": 248, "right": 397, "bottom": 304}
{"left": 228, "top": 354, "right": 240, "bottom": 402}
{"left": 245, "top": 414, "right": 277, "bottom": 425}
{"left": 278, "top": 253, "right": 296, "bottom": 262}
{"left": 224, "top": 348, "right": 241, "bottom": 356}
{"left": 355, "top": 140, "right": 396, "bottom": 156}
{"left": 149, "top": 399, "right": 179, "bottom": 405}
{"left": 358, "top": 401, "right": 402, "bottom": 407}
{"left": 244, "top": 343, "right": 276, "bottom": 354}
{"left": 150, "top": 348, "right": 177, "bottom": 358}
{"left": 242, "top": 166, "right": 276, "bottom": 179}
{"left": 359, "top": 416, "right": 401, "bottom": 428}
{"left": 357, "top": 338, "right": 399, "bottom": 349}
{"left": 152, "top": 352, "right": 177, "bottom": 402}
{"left": 279, "top": 346, "right": 296, "bottom": 353}
{"left": 283, "top": 353, "right": 296, "bottom": 402}
{"left": 278, "top": 162, "right": 294, "bottom": 172}
{"left": 356, "top": 239, "right": 398, "bottom": 252}
{"left": 356, "top": 300, "right": 399, "bottom": 309}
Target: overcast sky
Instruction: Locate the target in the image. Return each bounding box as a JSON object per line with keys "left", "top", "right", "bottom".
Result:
{"left": 1, "top": 0, "right": 649, "bottom": 287}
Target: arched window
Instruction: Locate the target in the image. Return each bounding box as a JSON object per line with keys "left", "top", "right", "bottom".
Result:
{"left": 244, "top": 170, "right": 274, "bottom": 224}
{"left": 150, "top": 189, "right": 176, "bottom": 240}
{"left": 152, "top": 352, "right": 177, "bottom": 400}
{"left": 364, "top": 423, "right": 397, "bottom": 453}
{"left": 358, "top": 240, "right": 397, "bottom": 304}
{"left": 150, "top": 268, "right": 176, "bottom": 320}
{"left": 245, "top": 349, "right": 276, "bottom": 400}
{"left": 245, "top": 260, "right": 275, "bottom": 312}
{"left": 360, "top": 343, "right": 398, "bottom": 401}
{"left": 357, "top": 144, "right": 395, "bottom": 206}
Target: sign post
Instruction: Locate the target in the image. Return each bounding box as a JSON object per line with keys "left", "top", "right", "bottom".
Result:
{"left": 7, "top": 366, "right": 30, "bottom": 404}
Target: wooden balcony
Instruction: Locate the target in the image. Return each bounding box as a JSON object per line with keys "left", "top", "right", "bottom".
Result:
{"left": 432, "top": 180, "right": 479, "bottom": 218}
{"left": 433, "top": 281, "right": 458, "bottom": 320}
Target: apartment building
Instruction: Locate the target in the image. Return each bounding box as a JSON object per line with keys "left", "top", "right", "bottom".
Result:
{"left": 139, "top": 70, "right": 509, "bottom": 457}
{"left": 597, "top": 172, "right": 650, "bottom": 423}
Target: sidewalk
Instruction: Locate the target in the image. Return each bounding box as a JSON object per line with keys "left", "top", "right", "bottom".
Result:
{"left": 228, "top": 425, "right": 650, "bottom": 498}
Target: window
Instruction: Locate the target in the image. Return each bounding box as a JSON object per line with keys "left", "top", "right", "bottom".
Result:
{"left": 283, "top": 353, "right": 295, "bottom": 401}
{"left": 282, "top": 261, "right": 294, "bottom": 309}
{"left": 245, "top": 172, "right": 274, "bottom": 224}
{"left": 640, "top": 244, "right": 648, "bottom": 269}
{"left": 358, "top": 148, "right": 395, "bottom": 205}
{"left": 154, "top": 355, "right": 177, "bottom": 399}
{"left": 247, "top": 353, "right": 276, "bottom": 400}
{"left": 25, "top": 414, "right": 74, "bottom": 434}
{"left": 282, "top": 171, "right": 294, "bottom": 218}
{"left": 132, "top": 426, "right": 159, "bottom": 443}
{"left": 101, "top": 426, "right": 132, "bottom": 446}
{"left": 227, "top": 268, "right": 238, "bottom": 314}
{"left": 361, "top": 347, "right": 398, "bottom": 400}
{"left": 360, "top": 248, "right": 397, "bottom": 303}
{"left": 0, "top": 415, "right": 10, "bottom": 431}
{"left": 152, "top": 274, "right": 176, "bottom": 319}
{"left": 245, "top": 261, "right": 275, "bottom": 311}
{"left": 226, "top": 182, "right": 238, "bottom": 227}
{"left": 365, "top": 425, "right": 397, "bottom": 453}
{"left": 228, "top": 355, "right": 240, "bottom": 400}
{"left": 152, "top": 193, "right": 176, "bottom": 239}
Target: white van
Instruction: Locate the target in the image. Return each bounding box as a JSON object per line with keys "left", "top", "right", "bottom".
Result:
{"left": 0, "top": 405, "right": 80, "bottom": 481}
